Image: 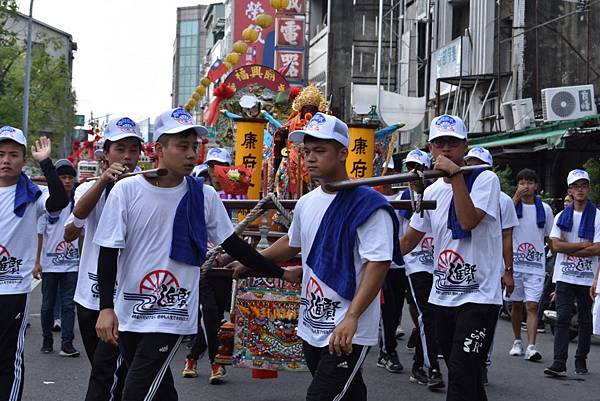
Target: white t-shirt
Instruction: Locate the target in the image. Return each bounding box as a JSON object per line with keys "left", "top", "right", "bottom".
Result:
{"left": 383, "top": 193, "right": 404, "bottom": 270}
{"left": 288, "top": 186, "right": 395, "bottom": 348}
{"left": 0, "top": 184, "right": 50, "bottom": 294}
{"left": 38, "top": 203, "right": 79, "bottom": 273}
{"left": 550, "top": 210, "right": 600, "bottom": 286}
{"left": 399, "top": 212, "right": 435, "bottom": 276}
{"left": 70, "top": 180, "right": 108, "bottom": 310}
{"left": 93, "top": 175, "right": 234, "bottom": 335}
{"left": 500, "top": 192, "right": 519, "bottom": 231}
{"left": 512, "top": 201, "right": 553, "bottom": 275}
{"left": 410, "top": 170, "right": 503, "bottom": 307}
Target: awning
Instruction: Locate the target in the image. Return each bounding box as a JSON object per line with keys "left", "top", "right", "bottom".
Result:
{"left": 469, "top": 129, "right": 566, "bottom": 150}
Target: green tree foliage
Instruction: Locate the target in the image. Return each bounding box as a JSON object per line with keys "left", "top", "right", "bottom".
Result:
{"left": 583, "top": 157, "right": 600, "bottom": 204}
{"left": 494, "top": 164, "right": 516, "bottom": 196}
{"left": 0, "top": 0, "right": 76, "bottom": 157}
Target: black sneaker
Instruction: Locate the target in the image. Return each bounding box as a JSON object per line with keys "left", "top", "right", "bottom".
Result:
{"left": 481, "top": 366, "right": 489, "bottom": 386}
{"left": 428, "top": 368, "right": 445, "bottom": 390}
{"left": 377, "top": 352, "right": 403, "bottom": 373}
{"left": 409, "top": 366, "right": 428, "bottom": 385}
{"left": 574, "top": 359, "right": 588, "bottom": 375}
{"left": 544, "top": 361, "right": 567, "bottom": 377}
{"left": 59, "top": 342, "right": 80, "bottom": 357}
{"left": 41, "top": 338, "right": 53, "bottom": 354}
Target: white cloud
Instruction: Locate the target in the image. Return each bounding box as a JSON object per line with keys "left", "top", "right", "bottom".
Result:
{"left": 17, "top": 0, "right": 216, "bottom": 125}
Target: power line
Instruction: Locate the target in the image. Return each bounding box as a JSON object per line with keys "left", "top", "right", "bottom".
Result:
{"left": 500, "top": 0, "right": 597, "bottom": 44}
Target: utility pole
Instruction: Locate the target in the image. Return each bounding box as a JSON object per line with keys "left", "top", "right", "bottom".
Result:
{"left": 376, "top": 0, "right": 383, "bottom": 118}
{"left": 22, "top": 0, "right": 34, "bottom": 138}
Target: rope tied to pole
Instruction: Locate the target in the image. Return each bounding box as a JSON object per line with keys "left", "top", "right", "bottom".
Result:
{"left": 201, "top": 193, "right": 293, "bottom": 273}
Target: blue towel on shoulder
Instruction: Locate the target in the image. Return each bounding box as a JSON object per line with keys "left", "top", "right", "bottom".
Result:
{"left": 556, "top": 200, "right": 596, "bottom": 241}
{"left": 14, "top": 173, "right": 42, "bottom": 217}
{"left": 306, "top": 186, "right": 403, "bottom": 301}
{"left": 447, "top": 168, "right": 485, "bottom": 239}
{"left": 515, "top": 195, "right": 546, "bottom": 228}
{"left": 169, "top": 176, "right": 208, "bottom": 266}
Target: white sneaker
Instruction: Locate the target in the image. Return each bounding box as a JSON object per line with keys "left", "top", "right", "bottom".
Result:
{"left": 509, "top": 340, "right": 524, "bottom": 356}
{"left": 524, "top": 344, "right": 542, "bottom": 362}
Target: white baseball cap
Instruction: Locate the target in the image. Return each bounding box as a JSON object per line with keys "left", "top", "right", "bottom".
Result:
{"left": 289, "top": 112, "right": 350, "bottom": 148}
{"left": 103, "top": 117, "right": 143, "bottom": 143}
{"left": 429, "top": 114, "right": 468, "bottom": 142}
{"left": 192, "top": 163, "right": 208, "bottom": 177}
{"left": 567, "top": 169, "right": 590, "bottom": 186}
{"left": 154, "top": 107, "right": 209, "bottom": 141}
{"left": 385, "top": 158, "right": 396, "bottom": 170}
{"left": 205, "top": 147, "right": 232, "bottom": 165}
{"left": 0, "top": 125, "right": 27, "bottom": 147}
{"left": 464, "top": 147, "right": 493, "bottom": 165}
{"left": 405, "top": 149, "right": 431, "bottom": 168}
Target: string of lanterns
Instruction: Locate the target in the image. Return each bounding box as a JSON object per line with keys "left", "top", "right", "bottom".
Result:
{"left": 184, "top": 0, "right": 289, "bottom": 112}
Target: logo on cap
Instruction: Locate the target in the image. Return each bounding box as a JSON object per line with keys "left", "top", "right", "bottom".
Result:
{"left": 435, "top": 115, "right": 457, "bottom": 132}
{"left": 472, "top": 147, "right": 485, "bottom": 154}
{"left": 171, "top": 108, "right": 193, "bottom": 125}
{"left": 572, "top": 169, "right": 587, "bottom": 177}
{"left": 306, "top": 113, "right": 327, "bottom": 131}
{"left": 0, "top": 126, "right": 16, "bottom": 137}
{"left": 116, "top": 117, "right": 137, "bottom": 133}
{"left": 412, "top": 149, "right": 424, "bottom": 156}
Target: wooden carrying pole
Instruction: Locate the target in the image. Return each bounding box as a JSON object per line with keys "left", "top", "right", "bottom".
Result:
{"left": 323, "top": 165, "right": 492, "bottom": 192}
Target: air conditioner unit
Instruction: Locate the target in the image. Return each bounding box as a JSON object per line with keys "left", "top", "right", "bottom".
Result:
{"left": 541, "top": 84, "right": 597, "bottom": 122}
{"left": 502, "top": 98, "right": 534, "bottom": 131}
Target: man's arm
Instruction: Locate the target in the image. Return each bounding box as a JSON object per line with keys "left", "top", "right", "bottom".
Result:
{"left": 96, "top": 246, "right": 119, "bottom": 346}
{"left": 220, "top": 234, "right": 300, "bottom": 281}
{"left": 569, "top": 242, "right": 600, "bottom": 257}
{"left": 33, "top": 234, "right": 43, "bottom": 279}
{"left": 329, "top": 260, "right": 390, "bottom": 356}
{"left": 64, "top": 223, "right": 82, "bottom": 243}
{"left": 73, "top": 163, "right": 127, "bottom": 219}
{"left": 260, "top": 235, "right": 301, "bottom": 262}
{"left": 434, "top": 155, "right": 485, "bottom": 230}
{"left": 31, "top": 137, "right": 69, "bottom": 213}
{"left": 502, "top": 228, "right": 514, "bottom": 295}
{"left": 400, "top": 227, "right": 425, "bottom": 256}
{"left": 551, "top": 238, "right": 591, "bottom": 254}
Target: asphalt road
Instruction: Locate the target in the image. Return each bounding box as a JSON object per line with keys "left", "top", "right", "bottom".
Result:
{"left": 21, "top": 283, "right": 599, "bottom": 401}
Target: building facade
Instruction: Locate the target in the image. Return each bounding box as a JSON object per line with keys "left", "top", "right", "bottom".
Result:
{"left": 172, "top": 5, "right": 207, "bottom": 108}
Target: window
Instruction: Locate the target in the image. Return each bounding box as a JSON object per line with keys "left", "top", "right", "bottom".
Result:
{"left": 452, "top": 1, "right": 470, "bottom": 40}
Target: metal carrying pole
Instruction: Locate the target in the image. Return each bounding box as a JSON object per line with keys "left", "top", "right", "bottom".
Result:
{"left": 324, "top": 164, "right": 492, "bottom": 192}
{"left": 221, "top": 199, "right": 437, "bottom": 211}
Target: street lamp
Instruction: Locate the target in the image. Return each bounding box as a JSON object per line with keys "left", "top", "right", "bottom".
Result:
{"left": 22, "top": 0, "right": 34, "bottom": 138}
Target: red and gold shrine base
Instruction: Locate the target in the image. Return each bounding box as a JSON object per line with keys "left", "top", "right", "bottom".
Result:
{"left": 232, "top": 276, "right": 306, "bottom": 373}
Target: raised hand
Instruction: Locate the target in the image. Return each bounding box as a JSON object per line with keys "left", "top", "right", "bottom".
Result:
{"left": 31, "top": 136, "right": 52, "bottom": 162}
